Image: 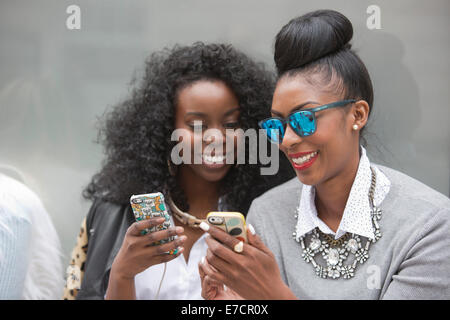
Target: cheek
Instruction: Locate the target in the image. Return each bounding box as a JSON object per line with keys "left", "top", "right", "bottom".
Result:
{"left": 313, "top": 119, "right": 352, "bottom": 171}
{"left": 229, "top": 131, "right": 241, "bottom": 153}
{"left": 173, "top": 130, "right": 195, "bottom": 160}
{"left": 177, "top": 128, "right": 201, "bottom": 151}
{"left": 313, "top": 115, "right": 347, "bottom": 147}
{"left": 279, "top": 144, "right": 288, "bottom": 158}
{"left": 180, "top": 131, "right": 193, "bottom": 146}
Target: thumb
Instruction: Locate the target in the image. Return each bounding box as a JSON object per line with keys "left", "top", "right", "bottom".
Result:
{"left": 198, "top": 260, "right": 205, "bottom": 280}
{"left": 246, "top": 224, "right": 270, "bottom": 254}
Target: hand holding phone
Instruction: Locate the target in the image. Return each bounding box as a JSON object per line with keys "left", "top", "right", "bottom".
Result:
{"left": 130, "top": 192, "right": 178, "bottom": 254}
{"left": 206, "top": 211, "right": 247, "bottom": 243}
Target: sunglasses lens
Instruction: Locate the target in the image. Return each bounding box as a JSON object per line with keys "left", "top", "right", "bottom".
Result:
{"left": 289, "top": 111, "right": 316, "bottom": 137}
{"left": 260, "top": 119, "right": 284, "bottom": 143}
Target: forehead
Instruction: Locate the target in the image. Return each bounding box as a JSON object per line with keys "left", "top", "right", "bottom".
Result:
{"left": 272, "top": 74, "right": 341, "bottom": 113}
{"left": 176, "top": 80, "right": 239, "bottom": 114}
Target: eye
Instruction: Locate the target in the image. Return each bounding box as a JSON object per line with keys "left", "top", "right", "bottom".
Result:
{"left": 188, "top": 121, "right": 207, "bottom": 130}
{"left": 223, "top": 122, "right": 240, "bottom": 129}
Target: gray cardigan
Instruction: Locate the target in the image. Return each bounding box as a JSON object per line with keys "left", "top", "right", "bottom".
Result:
{"left": 247, "top": 165, "right": 450, "bottom": 299}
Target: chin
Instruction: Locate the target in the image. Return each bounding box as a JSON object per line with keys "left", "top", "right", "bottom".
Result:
{"left": 195, "top": 165, "right": 232, "bottom": 183}
{"left": 295, "top": 171, "right": 317, "bottom": 186}
{"left": 292, "top": 161, "right": 324, "bottom": 186}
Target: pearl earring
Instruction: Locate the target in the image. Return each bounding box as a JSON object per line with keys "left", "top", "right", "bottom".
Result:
{"left": 352, "top": 124, "right": 358, "bottom": 130}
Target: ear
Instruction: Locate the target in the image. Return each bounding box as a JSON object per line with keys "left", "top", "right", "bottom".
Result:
{"left": 349, "top": 100, "right": 370, "bottom": 131}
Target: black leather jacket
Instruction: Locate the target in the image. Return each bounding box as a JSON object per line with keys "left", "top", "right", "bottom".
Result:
{"left": 76, "top": 199, "right": 134, "bottom": 300}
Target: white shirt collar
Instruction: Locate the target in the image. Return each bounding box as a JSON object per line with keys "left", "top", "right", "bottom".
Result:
{"left": 295, "top": 146, "right": 391, "bottom": 241}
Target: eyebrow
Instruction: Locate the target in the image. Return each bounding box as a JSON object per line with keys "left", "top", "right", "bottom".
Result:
{"left": 271, "top": 101, "right": 320, "bottom": 117}
{"left": 185, "top": 112, "right": 206, "bottom": 118}
{"left": 223, "top": 107, "right": 240, "bottom": 117}
{"left": 185, "top": 107, "right": 240, "bottom": 119}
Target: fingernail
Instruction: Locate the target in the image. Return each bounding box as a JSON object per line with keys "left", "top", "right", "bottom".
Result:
{"left": 201, "top": 256, "right": 205, "bottom": 265}
{"left": 175, "top": 226, "right": 184, "bottom": 233}
{"left": 199, "top": 222, "right": 210, "bottom": 232}
{"left": 248, "top": 224, "right": 256, "bottom": 235}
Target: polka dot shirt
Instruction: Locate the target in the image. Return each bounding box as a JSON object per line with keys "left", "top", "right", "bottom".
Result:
{"left": 295, "top": 146, "right": 391, "bottom": 241}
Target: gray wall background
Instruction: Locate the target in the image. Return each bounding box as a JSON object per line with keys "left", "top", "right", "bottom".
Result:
{"left": 1, "top": 0, "right": 449, "bottom": 265}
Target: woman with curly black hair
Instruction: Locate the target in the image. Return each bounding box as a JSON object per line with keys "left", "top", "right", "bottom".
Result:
{"left": 62, "top": 42, "right": 293, "bottom": 300}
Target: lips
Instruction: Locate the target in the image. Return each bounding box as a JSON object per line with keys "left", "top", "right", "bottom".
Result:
{"left": 288, "top": 150, "right": 317, "bottom": 158}
{"left": 203, "top": 154, "right": 225, "bottom": 164}
{"left": 288, "top": 150, "right": 319, "bottom": 171}
{"left": 195, "top": 153, "right": 234, "bottom": 169}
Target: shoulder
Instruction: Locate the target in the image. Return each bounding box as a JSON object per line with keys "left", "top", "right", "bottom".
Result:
{"left": 0, "top": 175, "right": 33, "bottom": 238}
{"left": 0, "top": 174, "right": 43, "bottom": 223}
{"left": 247, "top": 177, "right": 302, "bottom": 232}
{"left": 83, "top": 197, "right": 134, "bottom": 249}
{"left": 85, "top": 198, "right": 128, "bottom": 230}
{"left": 376, "top": 164, "right": 450, "bottom": 213}
{"left": 77, "top": 199, "right": 133, "bottom": 299}
{"left": 0, "top": 175, "right": 63, "bottom": 299}
{"left": 250, "top": 177, "right": 302, "bottom": 210}
{"left": 374, "top": 164, "right": 450, "bottom": 241}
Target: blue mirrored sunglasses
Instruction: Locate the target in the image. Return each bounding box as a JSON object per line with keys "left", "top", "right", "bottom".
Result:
{"left": 258, "top": 99, "right": 356, "bottom": 144}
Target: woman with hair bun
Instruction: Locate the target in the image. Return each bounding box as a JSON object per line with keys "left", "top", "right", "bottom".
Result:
{"left": 199, "top": 10, "right": 450, "bottom": 299}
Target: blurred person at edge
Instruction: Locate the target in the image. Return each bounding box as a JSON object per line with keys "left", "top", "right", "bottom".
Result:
{"left": 0, "top": 172, "right": 63, "bottom": 299}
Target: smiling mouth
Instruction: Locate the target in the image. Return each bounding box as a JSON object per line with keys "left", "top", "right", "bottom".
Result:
{"left": 291, "top": 151, "right": 318, "bottom": 165}
{"left": 202, "top": 154, "right": 225, "bottom": 164}
{"left": 288, "top": 150, "right": 319, "bottom": 170}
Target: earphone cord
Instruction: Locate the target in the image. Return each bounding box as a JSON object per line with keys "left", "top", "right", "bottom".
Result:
{"left": 154, "top": 262, "right": 167, "bottom": 300}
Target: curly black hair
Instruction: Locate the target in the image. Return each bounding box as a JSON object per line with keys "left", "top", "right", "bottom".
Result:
{"left": 83, "top": 42, "right": 294, "bottom": 214}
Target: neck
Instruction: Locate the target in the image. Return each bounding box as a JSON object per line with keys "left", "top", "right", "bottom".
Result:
{"left": 314, "top": 147, "right": 361, "bottom": 229}
{"left": 177, "top": 165, "right": 220, "bottom": 219}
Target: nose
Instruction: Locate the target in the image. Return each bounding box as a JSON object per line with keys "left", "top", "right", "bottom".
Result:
{"left": 203, "top": 127, "right": 225, "bottom": 146}
{"left": 280, "top": 125, "right": 303, "bottom": 150}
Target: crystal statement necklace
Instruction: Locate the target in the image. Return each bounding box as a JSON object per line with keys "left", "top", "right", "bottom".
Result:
{"left": 293, "top": 167, "right": 382, "bottom": 279}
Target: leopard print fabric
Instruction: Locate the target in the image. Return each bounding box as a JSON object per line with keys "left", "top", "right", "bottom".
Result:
{"left": 62, "top": 218, "right": 88, "bottom": 300}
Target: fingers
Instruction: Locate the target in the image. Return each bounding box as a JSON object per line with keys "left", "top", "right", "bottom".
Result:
{"left": 145, "top": 226, "right": 184, "bottom": 246}
{"left": 201, "top": 224, "right": 242, "bottom": 253}
{"left": 127, "top": 217, "right": 166, "bottom": 236}
{"left": 198, "top": 259, "right": 206, "bottom": 280}
{"left": 203, "top": 275, "right": 223, "bottom": 289}
{"left": 148, "top": 246, "right": 185, "bottom": 265}
{"left": 199, "top": 256, "right": 219, "bottom": 276}
{"left": 204, "top": 233, "right": 239, "bottom": 264}
{"left": 147, "top": 234, "right": 187, "bottom": 255}
{"left": 199, "top": 256, "right": 222, "bottom": 291}
{"left": 199, "top": 254, "right": 226, "bottom": 285}
{"left": 246, "top": 224, "right": 270, "bottom": 254}
{"left": 130, "top": 223, "right": 186, "bottom": 257}
{"left": 199, "top": 270, "right": 220, "bottom": 300}
{"left": 205, "top": 247, "right": 233, "bottom": 277}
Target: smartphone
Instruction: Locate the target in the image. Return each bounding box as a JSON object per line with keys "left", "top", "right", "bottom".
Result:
{"left": 206, "top": 211, "right": 247, "bottom": 243}
{"left": 130, "top": 192, "right": 178, "bottom": 254}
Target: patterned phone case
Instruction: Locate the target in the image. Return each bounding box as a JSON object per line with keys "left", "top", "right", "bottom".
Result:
{"left": 206, "top": 212, "right": 248, "bottom": 243}
{"left": 130, "top": 192, "right": 178, "bottom": 255}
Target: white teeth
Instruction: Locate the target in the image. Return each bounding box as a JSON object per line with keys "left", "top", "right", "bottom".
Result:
{"left": 292, "top": 151, "right": 318, "bottom": 165}
{"left": 203, "top": 154, "right": 225, "bottom": 164}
